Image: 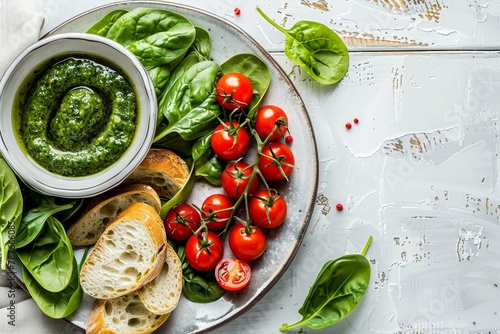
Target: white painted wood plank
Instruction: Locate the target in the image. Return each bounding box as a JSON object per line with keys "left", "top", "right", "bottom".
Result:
{"left": 34, "top": 0, "right": 500, "bottom": 51}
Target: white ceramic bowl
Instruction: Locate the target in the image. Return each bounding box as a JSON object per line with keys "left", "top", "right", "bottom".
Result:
{"left": 0, "top": 33, "right": 157, "bottom": 198}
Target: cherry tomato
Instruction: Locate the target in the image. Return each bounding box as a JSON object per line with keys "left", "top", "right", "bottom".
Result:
{"left": 228, "top": 223, "right": 266, "bottom": 261}
{"left": 216, "top": 72, "right": 253, "bottom": 111}
{"left": 210, "top": 121, "right": 250, "bottom": 161}
{"left": 258, "top": 142, "right": 295, "bottom": 182}
{"left": 164, "top": 203, "right": 201, "bottom": 241}
{"left": 215, "top": 258, "right": 251, "bottom": 291}
{"left": 255, "top": 105, "right": 288, "bottom": 141}
{"left": 201, "top": 194, "right": 234, "bottom": 231}
{"left": 248, "top": 189, "right": 287, "bottom": 229}
{"left": 221, "top": 161, "right": 259, "bottom": 199}
{"left": 185, "top": 231, "right": 224, "bottom": 272}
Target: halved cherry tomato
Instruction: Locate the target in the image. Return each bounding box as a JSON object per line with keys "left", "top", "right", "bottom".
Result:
{"left": 216, "top": 72, "right": 253, "bottom": 111}
{"left": 211, "top": 121, "right": 250, "bottom": 161}
{"left": 185, "top": 230, "right": 224, "bottom": 272}
{"left": 228, "top": 223, "right": 266, "bottom": 261}
{"left": 215, "top": 258, "right": 252, "bottom": 291}
{"left": 201, "top": 193, "right": 234, "bottom": 231}
{"left": 221, "top": 161, "right": 259, "bottom": 199}
{"left": 164, "top": 203, "right": 201, "bottom": 241}
{"left": 248, "top": 189, "right": 287, "bottom": 229}
{"left": 258, "top": 142, "right": 295, "bottom": 182}
{"left": 255, "top": 105, "right": 288, "bottom": 141}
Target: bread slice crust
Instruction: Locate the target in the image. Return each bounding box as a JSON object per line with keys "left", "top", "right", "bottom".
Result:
{"left": 80, "top": 202, "right": 167, "bottom": 300}
{"left": 137, "top": 242, "right": 182, "bottom": 314}
{"left": 86, "top": 292, "right": 170, "bottom": 334}
{"left": 124, "top": 148, "right": 190, "bottom": 199}
{"left": 67, "top": 184, "right": 161, "bottom": 246}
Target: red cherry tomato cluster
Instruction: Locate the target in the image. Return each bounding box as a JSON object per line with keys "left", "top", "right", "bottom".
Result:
{"left": 165, "top": 72, "right": 296, "bottom": 292}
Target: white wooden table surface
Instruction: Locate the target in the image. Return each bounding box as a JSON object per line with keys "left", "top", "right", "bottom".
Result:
{"left": 24, "top": 0, "right": 500, "bottom": 333}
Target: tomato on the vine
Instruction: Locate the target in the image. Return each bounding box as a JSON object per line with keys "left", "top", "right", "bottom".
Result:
{"left": 228, "top": 223, "right": 266, "bottom": 261}
{"left": 215, "top": 258, "right": 252, "bottom": 291}
{"left": 185, "top": 231, "right": 224, "bottom": 272}
{"left": 255, "top": 105, "right": 288, "bottom": 141}
{"left": 248, "top": 189, "right": 287, "bottom": 229}
{"left": 258, "top": 142, "right": 295, "bottom": 182}
{"left": 211, "top": 121, "right": 250, "bottom": 161}
{"left": 164, "top": 203, "right": 201, "bottom": 241}
{"left": 216, "top": 72, "right": 253, "bottom": 111}
{"left": 201, "top": 193, "right": 233, "bottom": 231}
{"left": 221, "top": 161, "right": 259, "bottom": 199}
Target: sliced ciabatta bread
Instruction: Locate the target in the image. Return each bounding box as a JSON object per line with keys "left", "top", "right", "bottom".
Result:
{"left": 80, "top": 202, "right": 167, "bottom": 299}
{"left": 137, "top": 242, "right": 182, "bottom": 315}
{"left": 86, "top": 292, "right": 170, "bottom": 334}
{"left": 67, "top": 184, "right": 161, "bottom": 246}
{"left": 124, "top": 148, "right": 189, "bottom": 199}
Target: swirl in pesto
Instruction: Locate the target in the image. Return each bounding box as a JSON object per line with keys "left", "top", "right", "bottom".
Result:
{"left": 22, "top": 57, "right": 137, "bottom": 177}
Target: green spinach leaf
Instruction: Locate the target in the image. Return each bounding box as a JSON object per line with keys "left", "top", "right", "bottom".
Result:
{"left": 221, "top": 53, "right": 271, "bottom": 117}
{"left": 154, "top": 60, "right": 222, "bottom": 142}
{"left": 148, "top": 64, "right": 172, "bottom": 97}
{"left": 16, "top": 197, "right": 76, "bottom": 249}
{"left": 106, "top": 8, "right": 196, "bottom": 69}
{"left": 190, "top": 26, "right": 212, "bottom": 61}
{"left": 17, "top": 216, "right": 74, "bottom": 293}
{"left": 86, "top": 9, "right": 129, "bottom": 36}
{"left": 153, "top": 131, "right": 194, "bottom": 157}
{"left": 53, "top": 198, "right": 84, "bottom": 224}
{"left": 257, "top": 6, "right": 349, "bottom": 85}
{"left": 0, "top": 157, "right": 23, "bottom": 270}
{"left": 172, "top": 243, "right": 224, "bottom": 303}
{"left": 182, "top": 270, "right": 225, "bottom": 303}
{"left": 192, "top": 132, "right": 222, "bottom": 185}
{"left": 22, "top": 248, "right": 88, "bottom": 319}
{"left": 156, "top": 52, "right": 200, "bottom": 126}
{"left": 159, "top": 163, "right": 195, "bottom": 220}
{"left": 161, "top": 52, "right": 200, "bottom": 96}
{"left": 280, "top": 236, "right": 372, "bottom": 331}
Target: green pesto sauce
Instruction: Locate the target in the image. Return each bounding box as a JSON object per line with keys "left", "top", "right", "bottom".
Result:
{"left": 18, "top": 57, "right": 137, "bottom": 177}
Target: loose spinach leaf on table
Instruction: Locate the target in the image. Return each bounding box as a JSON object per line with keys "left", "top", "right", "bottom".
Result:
{"left": 17, "top": 216, "right": 74, "bottom": 293}
{"left": 106, "top": 8, "right": 196, "bottom": 69}
{"left": 16, "top": 196, "right": 76, "bottom": 249}
{"left": 256, "top": 6, "right": 349, "bottom": 85}
{"left": 0, "top": 157, "right": 23, "bottom": 270}
{"left": 221, "top": 53, "right": 271, "bottom": 118}
{"left": 280, "top": 236, "right": 372, "bottom": 331}
{"left": 23, "top": 248, "right": 88, "bottom": 319}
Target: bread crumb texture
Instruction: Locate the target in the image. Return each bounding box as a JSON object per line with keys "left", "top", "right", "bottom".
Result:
{"left": 81, "top": 220, "right": 161, "bottom": 299}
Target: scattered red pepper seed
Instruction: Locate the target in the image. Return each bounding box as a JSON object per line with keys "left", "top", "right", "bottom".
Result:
{"left": 285, "top": 135, "right": 293, "bottom": 143}
{"left": 234, "top": 8, "right": 241, "bottom": 15}
{"left": 353, "top": 118, "right": 359, "bottom": 124}
{"left": 336, "top": 203, "right": 344, "bottom": 211}
{"left": 345, "top": 122, "right": 352, "bottom": 130}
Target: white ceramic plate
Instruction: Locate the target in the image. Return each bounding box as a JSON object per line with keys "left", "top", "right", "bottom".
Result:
{"left": 15, "top": 1, "right": 319, "bottom": 333}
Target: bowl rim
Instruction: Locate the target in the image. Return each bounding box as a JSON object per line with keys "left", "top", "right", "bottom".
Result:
{"left": 0, "top": 32, "right": 157, "bottom": 198}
